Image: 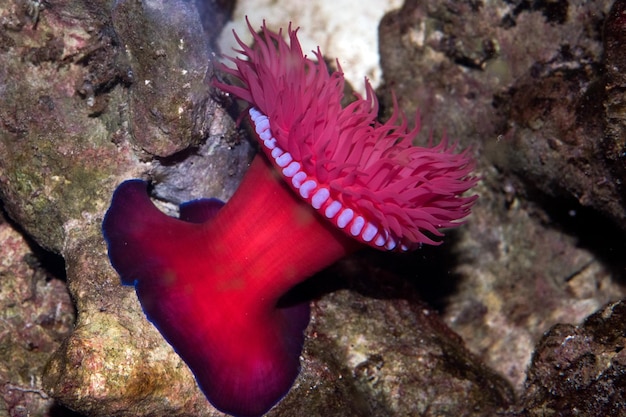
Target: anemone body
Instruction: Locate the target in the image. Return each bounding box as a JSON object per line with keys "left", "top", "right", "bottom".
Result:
{"left": 103, "top": 156, "right": 356, "bottom": 416}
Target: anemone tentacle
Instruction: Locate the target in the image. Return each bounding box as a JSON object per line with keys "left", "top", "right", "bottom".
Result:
{"left": 215, "top": 20, "right": 478, "bottom": 250}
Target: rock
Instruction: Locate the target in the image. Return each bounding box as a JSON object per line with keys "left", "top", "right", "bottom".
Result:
{"left": 378, "top": 0, "right": 626, "bottom": 230}
{"left": 521, "top": 300, "right": 626, "bottom": 416}
{"left": 110, "top": 0, "right": 214, "bottom": 156}
{"left": 0, "top": 212, "right": 74, "bottom": 416}
{"left": 377, "top": 0, "right": 626, "bottom": 397}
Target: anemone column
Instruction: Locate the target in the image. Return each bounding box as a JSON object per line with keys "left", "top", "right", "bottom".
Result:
{"left": 103, "top": 155, "right": 357, "bottom": 417}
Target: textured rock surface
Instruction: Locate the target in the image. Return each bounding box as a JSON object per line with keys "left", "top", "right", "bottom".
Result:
{"left": 378, "top": 0, "right": 626, "bottom": 397}
{"left": 377, "top": 2, "right": 626, "bottom": 417}
{"left": 299, "top": 289, "right": 514, "bottom": 416}
{"left": 521, "top": 300, "right": 626, "bottom": 416}
{"left": 110, "top": 0, "right": 214, "bottom": 156}
{"left": 0, "top": 212, "right": 75, "bottom": 417}
{"left": 603, "top": 0, "right": 626, "bottom": 215}
{"left": 378, "top": 0, "right": 626, "bottom": 229}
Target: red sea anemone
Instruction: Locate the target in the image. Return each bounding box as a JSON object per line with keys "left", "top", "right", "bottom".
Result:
{"left": 102, "top": 20, "right": 477, "bottom": 417}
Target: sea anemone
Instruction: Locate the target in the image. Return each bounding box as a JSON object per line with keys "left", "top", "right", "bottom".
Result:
{"left": 102, "top": 20, "right": 477, "bottom": 417}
